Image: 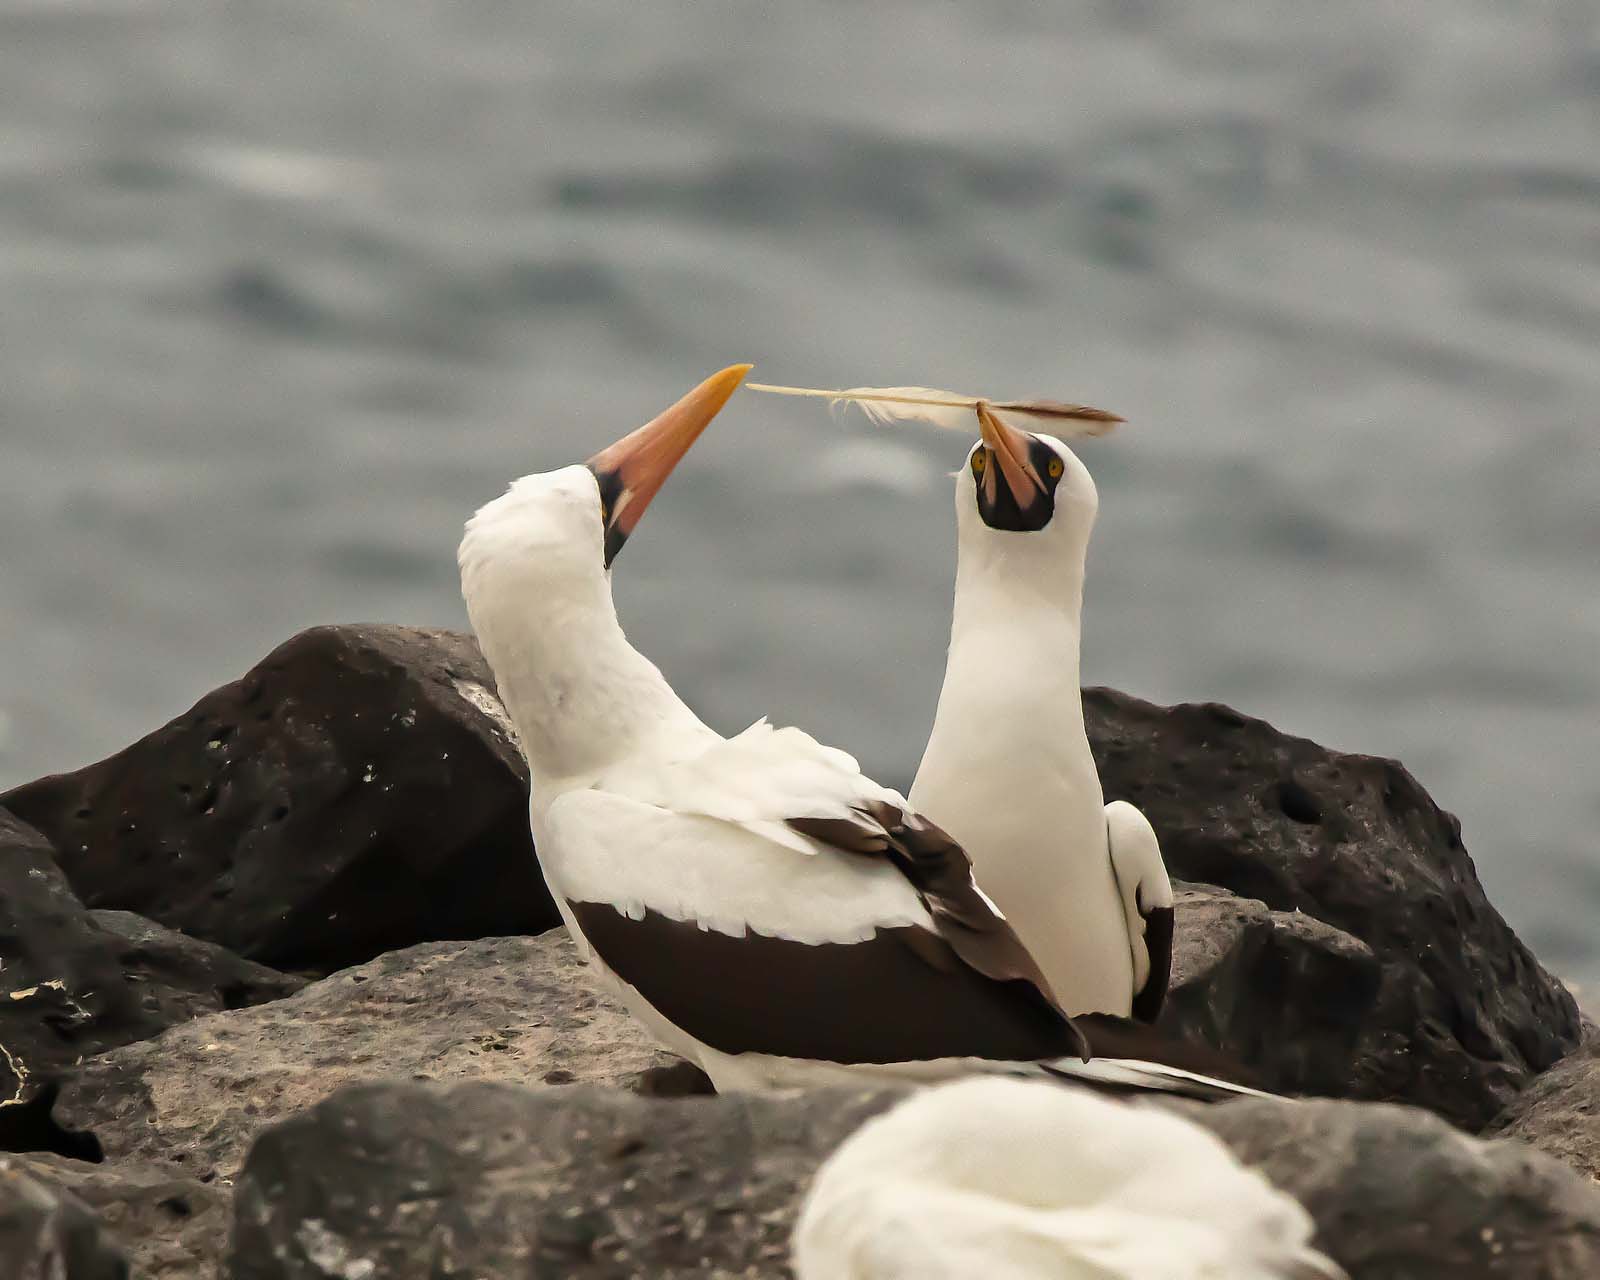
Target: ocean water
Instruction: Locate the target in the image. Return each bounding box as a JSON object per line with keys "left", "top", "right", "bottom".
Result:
{"left": 1, "top": 1, "right": 1596, "bottom": 985}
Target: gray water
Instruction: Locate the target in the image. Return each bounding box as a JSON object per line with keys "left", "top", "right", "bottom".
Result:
{"left": 1, "top": 1, "right": 1596, "bottom": 986}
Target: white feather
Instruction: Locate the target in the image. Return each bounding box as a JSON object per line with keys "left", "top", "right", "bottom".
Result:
{"left": 748, "top": 383, "right": 1123, "bottom": 439}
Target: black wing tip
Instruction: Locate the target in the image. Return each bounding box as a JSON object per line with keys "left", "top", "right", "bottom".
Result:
{"left": 1038, "top": 1058, "right": 1264, "bottom": 1104}
{"left": 1130, "top": 904, "right": 1176, "bottom": 1024}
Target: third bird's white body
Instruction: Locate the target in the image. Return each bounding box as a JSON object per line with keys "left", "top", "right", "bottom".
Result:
{"left": 794, "top": 1077, "right": 1345, "bottom": 1280}
{"left": 911, "top": 440, "right": 1171, "bottom": 1018}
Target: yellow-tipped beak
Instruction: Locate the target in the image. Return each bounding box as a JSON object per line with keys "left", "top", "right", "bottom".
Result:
{"left": 587, "top": 363, "right": 752, "bottom": 566}
{"left": 976, "top": 402, "right": 1042, "bottom": 508}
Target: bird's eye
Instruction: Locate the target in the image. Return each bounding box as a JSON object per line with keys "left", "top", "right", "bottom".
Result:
{"left": 971, "top": 451, "right": 987, "bottom": 476}
{"left": 1046, "top": 456, "right": 1064, "bottom": 479}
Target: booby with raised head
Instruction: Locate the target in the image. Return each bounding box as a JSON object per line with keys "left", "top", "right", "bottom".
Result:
{"left": 909, "top": 402, "right": 1175, "bottom": 1021}
{"left": 794, "top": 1077, "right": 1345, "bottom": 1280}
{"left": 460, "top": 368, "right": 1236, "bottom": 1096}
{"left": 747, "top": 382, "right": 1175, "bottom": 1022}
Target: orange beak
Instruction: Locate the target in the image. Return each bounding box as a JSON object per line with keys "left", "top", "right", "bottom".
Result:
{"left": 976, "top": 402, "right": 1043, "bottom": 509}
{"left": 587, "top": 363, "right": 752, "bottom": 566}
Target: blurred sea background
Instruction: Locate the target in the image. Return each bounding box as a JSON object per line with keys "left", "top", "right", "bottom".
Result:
{"left": 0, "top": 1, "right": 1596, "bottom": 984}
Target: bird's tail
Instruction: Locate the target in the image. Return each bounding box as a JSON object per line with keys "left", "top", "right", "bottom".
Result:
{"left": 1037, "top": 1055, "right": 1272, "bottom": 1103}
{"left": 1288, "top": 1251, "right": 1351, "bottom": 1280}
{"left": 1046, "top": 1011, "right": 1274, "bottom": 1103}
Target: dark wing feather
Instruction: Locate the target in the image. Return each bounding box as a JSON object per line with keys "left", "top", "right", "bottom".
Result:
{"left": 570, "top": 902, "right": 1088, "bottom": 1066}
{"left": 788, "top": 801, "right": 1061, "bottom": 1006}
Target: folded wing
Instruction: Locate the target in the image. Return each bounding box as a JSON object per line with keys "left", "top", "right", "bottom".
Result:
{"left": 545, "top": 722, "right": 1087, "bottom": 1066}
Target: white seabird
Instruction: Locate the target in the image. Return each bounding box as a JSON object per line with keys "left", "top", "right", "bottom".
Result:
{"left": 794, "top": 1077, "right": 1346, "bottom": 1280}
{"left": 911, "top": 404, "right": 1175, "bottom": 1021}
{"left": 459, "top": 367, "right": 1248, "bottom": 1097}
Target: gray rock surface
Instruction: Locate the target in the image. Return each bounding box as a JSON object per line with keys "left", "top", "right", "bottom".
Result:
{"left": 229, "top": 1079, "right": 1600, "bottom": 1280}
{"left": 1489, "top": 1042, "right": 1600, "bottom": 1183}
{"left": 11, "top": 1153, "right": 226, "bottom": 1280}
{"left": 1190, "top": 1096, "right": 1600, "bottom": 1277}
{"left": 0, "top": 625, "right": 560, "bottom": 973}
{"left": 230, "top": 1082, "right": 895, "bottom": 1280}
{"left": 1162, "top": 881, "right": 1381, "bottom": 1098}
{"left": 51, "top": 931, "right": 672, "bottom": 1181}
{"left": 0, "top": 1156, "right": 130, "bottom": 1279}
{"left": 1087, "top": 687, "right": 1583, "bottom": 1129}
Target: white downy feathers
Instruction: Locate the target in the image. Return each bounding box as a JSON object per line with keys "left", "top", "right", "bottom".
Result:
{"left": 748, "top": 383, "right": 1123, "bottom": 438}
{"left": 793, "top": 1077, "right": 1347, "bottom": 1280}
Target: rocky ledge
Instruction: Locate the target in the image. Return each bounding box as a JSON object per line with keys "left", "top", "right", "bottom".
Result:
{"left": 0, "top": 623, "right": 1593, "bottom": 1277}
{"left": 224, "top": 1084, "right": 1600, "bottom": 1280}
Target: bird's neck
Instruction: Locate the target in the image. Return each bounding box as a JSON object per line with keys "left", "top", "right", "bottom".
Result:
{"left": 919, "top": 540, "right": 1095, "bottom": 787}
{"left": 475, "top": 587, "right": 710, "bottom": 804}
{"left": 948, "top": 538, "right": 1088, "bottom": 691}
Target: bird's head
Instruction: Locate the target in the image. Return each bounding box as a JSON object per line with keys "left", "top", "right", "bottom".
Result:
{"left": 459, "top": 363, "right": 751, "bottom": 596}
{"left": 956, "top": 402, "right": 1100, "bottom": 550}
{"left": 458, "top": 364, "right": 749, "bottom": 781}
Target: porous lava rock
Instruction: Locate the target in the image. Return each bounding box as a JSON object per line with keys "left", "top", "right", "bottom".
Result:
{"left": 86, "top": 910, "right": 303, "bottom": 1022}
{"left": 229, "top": 1082, "right": 895, "bottom": 1280}
{"left": 0, "top": 1156, "right": 129, "bottom": 1279}
{"left": 0, "top": 811, "right": 298, "bottom": 1156}
{"left": 1086, "top": 687, "right": 1582, "bottom": 1129}
{"left": 1488, "top": 1040, "right": 1600, "bottom": 1184}
{"left": 228, "top": 1081, "right": 1600, "bottom": 1280}
{"left": 10, "top": 1152, "right": 225, "bottom": 1280}
{"left": 0, "top": 625, "right": 560, "bottom": 972}
{"left": 49, "top": 932, "right": 674, "bottom": 1182}
{"left": 1162, "top": 881, "right": 1381, "bottom": 1098}
{"left": 1192, "top": 1096, "right": 1600, "bottom": 1277}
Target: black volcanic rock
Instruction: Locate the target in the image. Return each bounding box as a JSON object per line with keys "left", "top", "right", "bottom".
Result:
{"left": 0, "top": 810, "right": 146, "bottom": 1123}
{"left": 1162, "top": 881, "right": 1381, "bottom": 1099}
{"left": 86, "top": 910, "right": 304, "bottom": 1020}
{"left": 1086, "top": 688, "right": 1582, "bottom": 1130}
{"left": 0, "top": 1157, "right": 129, "bottom": 1279}
{"left": 0, "top": 811, "right": 297, "bottom": 1156}
{"left": 0, "top": 625, "right": 560, "bottom": 972}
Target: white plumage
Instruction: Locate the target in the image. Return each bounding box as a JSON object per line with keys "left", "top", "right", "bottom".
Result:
{"left": 793, "top": 1077, "right": 1346, "bottom": 1280}
{"left": 911, "top": 428, "right": 1176, "bottom": 1020}
{"left": 750, "top": 380, "right": 1170, "bottom": 1019}
{"left": 460, "top": 470, "right": 1054, "bottom": 1092}
{"left": 544, "top": 724, "right": 935, "bottom": 947}
{"left": 458, "top": 377, "right": 1253, "bottom": 1101}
